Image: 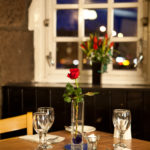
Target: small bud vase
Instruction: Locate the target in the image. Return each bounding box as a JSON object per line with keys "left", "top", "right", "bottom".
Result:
{"left": 71, "top": 100, "right": 84, "bottom": 150}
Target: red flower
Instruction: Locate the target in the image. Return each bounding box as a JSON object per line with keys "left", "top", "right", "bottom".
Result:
{"left": 109, "top": 42, "right": 114, "bottom": 48}
{"left": 93, "top": 36, "right": 98, "bottom": 43}
{"left": 98, "top": 39, "right": 102, "bottom": 46}
{"left": 85, "top": 41, "right": 87, "bottom": 47}
{"left": 67, "top": 68, "right": 80, "bottom": 79}
{"left": 93, "top": 43, "right": 98, "bottom": 50}
{"left": 81, "top": 44, "right": 85, "bottom": 49}
{"left": 105, "top": 34, "right": 108, "bottom": 40}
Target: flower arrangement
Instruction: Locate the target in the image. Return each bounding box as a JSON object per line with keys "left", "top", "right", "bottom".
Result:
{"left": 63, "top": 68, "right": 98, "bottom": 144}
{"left": 80, "top": 33, "right": 114, "bottom": 72}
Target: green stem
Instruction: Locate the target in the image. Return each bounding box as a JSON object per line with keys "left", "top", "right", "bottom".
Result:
{"left": 75, "top": 102, "right": 78, "bottom": 137}
{"left": 74, "top": 79, "right": 79, "bottom": 138}
{"left": 75, "top": 79, "right": 79, "bottom": 88}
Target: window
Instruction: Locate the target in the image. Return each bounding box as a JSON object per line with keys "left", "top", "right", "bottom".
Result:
{"left": 29, "top": 0, "right": 146, "bottom": 84}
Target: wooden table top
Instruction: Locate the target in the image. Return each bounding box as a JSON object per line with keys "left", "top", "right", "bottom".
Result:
{"left": 0, "top": 130, "right": 150, "bottom": 150}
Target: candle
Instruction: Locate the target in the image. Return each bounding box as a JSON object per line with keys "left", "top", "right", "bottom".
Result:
{"left": 86, "top": 134, "right": 100, "bottom": 150}
{"left": 88, "top": 134, "right": 97, "bottom": 142}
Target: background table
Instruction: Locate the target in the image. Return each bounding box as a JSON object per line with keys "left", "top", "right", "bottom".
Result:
{"left": 0, "top": 130, "right": 150, "bottom": 150}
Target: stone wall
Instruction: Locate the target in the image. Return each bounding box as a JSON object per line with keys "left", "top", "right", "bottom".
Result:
{"left": 0, "top": 0, "right": 34, "bottom": 117}
{"left": 0, "top": 0, "right": 34, "bottom": 85}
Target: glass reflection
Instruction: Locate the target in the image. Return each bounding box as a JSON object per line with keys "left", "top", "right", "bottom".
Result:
{"left": 113, "top": 42, "right": 136, "bottom": 70}
{"left": 115, "top": 0, "right": 137, "bottom": 2}
{"left": 114, "top": 8, "right": 137, "bottom": 37}
{"left": 56, "top": 42, "right": 78, "bottom": 69}
{"left": 57, "top": 0, "right": 78, "bottom": 4}
{"left": 84, "top": 0, "right": 107, "bottom": 4}
{"left": 57, "top": 10, "right": 78, "bottom": 37}
{"left": 85, "top": 9, "right": 107, "bottom": 37}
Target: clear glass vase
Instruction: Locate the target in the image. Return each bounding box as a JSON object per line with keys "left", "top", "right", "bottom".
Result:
{"left": 71, "top": 100, "right": 84, "bottom": 150}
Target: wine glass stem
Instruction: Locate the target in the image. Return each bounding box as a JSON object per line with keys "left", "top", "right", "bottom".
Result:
{"left": 39, "top": 132, "right": 43, "bottom": 145}
{"left": 44, "top": 132, "right": 47, "bottom": 145}
{"left": 120, "top": 132, "right": 124, "bottom": 144}
{"left": 39, "top": 132, "right": 46, "bottom": 146}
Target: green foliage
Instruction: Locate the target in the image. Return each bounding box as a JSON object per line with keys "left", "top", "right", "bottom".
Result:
{"left": 63, "top": 83, "right": 99, "bottom": 103}
{"left": 84, "top": 92, "right": 99, "bottom": 96}
{"left": 63, "top": 83, "right": 84, "bottom": 103}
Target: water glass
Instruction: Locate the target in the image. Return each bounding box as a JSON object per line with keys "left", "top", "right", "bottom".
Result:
{"left": 113, "top": 109, "right": 131, "bottom": 148}
{"left": 33, "top": 112, "right": 50, "bottom": 149}
{"left": 38, "top": 107, "right": 55, "bottom": 148}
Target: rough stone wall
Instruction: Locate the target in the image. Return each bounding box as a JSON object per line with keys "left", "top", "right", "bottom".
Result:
{"left": 0, "top": 0, "right": 34, "bottom": 118}
{"left": 0, "top": 0, "right": 34, "bottom": 85}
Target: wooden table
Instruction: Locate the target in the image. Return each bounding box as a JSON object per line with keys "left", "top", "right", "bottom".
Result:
{"left": 0, "top": 130, "right": 150, "bottom": 150}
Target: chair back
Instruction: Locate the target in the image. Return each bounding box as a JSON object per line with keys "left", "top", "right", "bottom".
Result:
{"left": 0, "top": 112, "right": 33, "bottom": 135}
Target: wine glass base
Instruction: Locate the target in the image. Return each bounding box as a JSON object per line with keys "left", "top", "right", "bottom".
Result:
{"left": 113, "top": 142, "right": 127, "bottom": 149}
{"left": 36, "top": 144, "right": 53, "bottom": 150}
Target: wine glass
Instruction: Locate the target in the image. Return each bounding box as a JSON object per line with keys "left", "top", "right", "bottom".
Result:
{"left": 37, "top": 107, "right": 55, "bottom": 148}
{"left": 112, "top": 109, "right": 131, "bottom": 148}
{"left": 33, "top": 112, "right": 51, "bottom": 149}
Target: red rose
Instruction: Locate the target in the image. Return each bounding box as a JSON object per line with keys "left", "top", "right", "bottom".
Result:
{"left": 67, "top": 68, "right": 80, "bottom": 79}
{"left": 93, "top": 36, "right": 98, "bottom": 43}
{"left": 93, "top": 43, "right": 98, "bottom": 50}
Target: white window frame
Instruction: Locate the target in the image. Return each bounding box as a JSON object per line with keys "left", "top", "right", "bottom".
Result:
{"left": 29, "top": 0, "right": 150, "bottom": 85}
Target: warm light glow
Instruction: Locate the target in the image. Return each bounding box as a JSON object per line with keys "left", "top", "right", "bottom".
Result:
{"left": 112, "top": 30, "right": 117, "bottom": 37}
{"left": 133, "top": 58, "right": 137, "bottom": 65}
{"left": 116, "top": 57, "right": 125, "bottom": 63}
{"left": 118, "top": 33, "right": 124, "bottom": 38}
{"left": 118, "top": 62, "right": 123, "bottom": 65}
{"left": 83, "top": 9, "right": 97, "bottom": 20}
{"left": 123, "top": 60, "right": 130, "bottom": 66}
{"left": 73, "top": 60, "right": 79, "bottom": 65}
{"left": 83, "top": 58, "right": 87, "bottom": 64}
{"left": 99, "top": 26, "right": 106, "bottom": 32}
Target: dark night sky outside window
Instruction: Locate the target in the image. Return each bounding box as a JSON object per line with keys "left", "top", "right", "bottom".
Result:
{"left": 57, "top": 10, "right": 78, "bottom": 37}
{"left": 84, "top": 0, "right": 107, "bottom": 3}
{"left": 114, "top": 0, "right": 137, "bottom": 2}
{"left": 114, "top": 8, "right": 137, "bottom": 37}
{"left": 57, "top": 0, "right": 78, "bottom": 4}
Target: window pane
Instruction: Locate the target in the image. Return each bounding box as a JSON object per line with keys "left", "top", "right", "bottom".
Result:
{"left": 56, "top": 42, "right": 78, "bottom": 69}
{"left": 113, "top": 42, "right": 137, "bottom": 70}
{"left": 57, "top": 10, "right": 78, "bottom": 37}
{"left": 114, "top": 8, "right": 137, "bottom": 37}
{"left": 114, "top": 0, "right": 137, "bottom": 2}
{"left": 85, "top": 9, "right": 107, "bottom": 37}
{"left": 84, "top": 0, "right": 107, "bottom": 4}
{"left": 57, "top": 0, "right": 78, "bottom": 4}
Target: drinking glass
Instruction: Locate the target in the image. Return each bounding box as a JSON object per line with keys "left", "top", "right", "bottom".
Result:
{"left": 38, "top": 107, "right": 55, "bottom": 148}
{"left": 112, "top": 109, "right": 131, "bottom": 148}
{"left": 33, "top": 112, "right": 51, "bottom": 149}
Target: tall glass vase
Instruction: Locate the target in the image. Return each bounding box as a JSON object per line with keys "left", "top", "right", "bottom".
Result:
{"left": 92, "top": 62, "right": 102, "bottom": 85}
{"left": 71, "top": 100, "right": 84, "bottom": 150}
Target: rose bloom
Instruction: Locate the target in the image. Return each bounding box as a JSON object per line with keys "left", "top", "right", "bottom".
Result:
{"left": 67, "top": 68, "right": 80, "bottom": 79}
